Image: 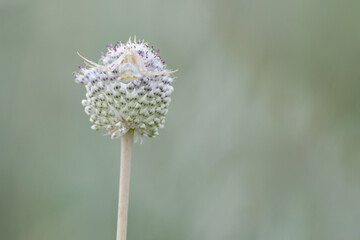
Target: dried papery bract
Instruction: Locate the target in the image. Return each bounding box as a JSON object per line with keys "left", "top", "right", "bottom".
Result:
{"left": 74, "top": 37, "right": 177, "bottom": 240}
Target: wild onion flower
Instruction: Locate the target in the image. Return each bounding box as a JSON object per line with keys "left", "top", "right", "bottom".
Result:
{"left": 74, "top": 37, "right": 177, "bottom": 139}
{"left": 74, "top": 37, "right": 177, "bottom": 240}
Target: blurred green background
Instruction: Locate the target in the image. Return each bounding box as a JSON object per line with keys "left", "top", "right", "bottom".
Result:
{"left": 1, "top": 0, "right": 360, "bottom": 239}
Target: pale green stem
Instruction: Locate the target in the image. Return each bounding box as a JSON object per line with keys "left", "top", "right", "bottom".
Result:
{"left": 116, "top": 130, "right": 134, "bottom": 240}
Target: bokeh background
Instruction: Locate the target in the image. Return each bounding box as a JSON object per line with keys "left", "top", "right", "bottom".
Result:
{"left": 1, "top": 0, "right": 360, "bottom": 239}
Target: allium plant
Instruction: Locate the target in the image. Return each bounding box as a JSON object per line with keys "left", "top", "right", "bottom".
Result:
{"left": 74, "top": 38, "right": 176, "bottom": 139}
{"left": 74, "top": 37, "right": 177, "bottom": 240}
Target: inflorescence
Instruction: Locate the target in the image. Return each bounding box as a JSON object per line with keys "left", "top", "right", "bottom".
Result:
{"left": 74, "top": 37, "right": 177, "bottom": 139}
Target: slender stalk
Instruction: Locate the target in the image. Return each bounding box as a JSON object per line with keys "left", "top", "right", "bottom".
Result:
{"left": 116, "top": 129, "right": 134, "bottom": 240}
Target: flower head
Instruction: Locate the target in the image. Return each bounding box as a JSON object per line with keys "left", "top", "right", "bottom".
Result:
{"left": 74, "top": 37, "right": 177, "bottom": 139}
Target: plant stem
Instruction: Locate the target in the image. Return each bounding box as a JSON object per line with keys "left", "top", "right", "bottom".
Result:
{"left": 116, "top": 129, "right": 134, "bottom": 240}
